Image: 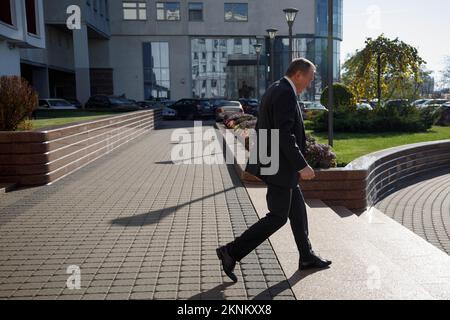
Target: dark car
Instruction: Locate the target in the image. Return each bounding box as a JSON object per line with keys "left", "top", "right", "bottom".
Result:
{"left": 85, "top": 95, "right": 143, "bottom": 111}
{"left": 384, "top": 99, "right": 410, "bottom": 108}
{"left": 168, "top": 99, "right": 214, "bottom": 120}
{"left": 64, "top": 98, "right": 83, "bottom": 109}
{"left": 208, "top": 98, "right": 229, "bottom": 111}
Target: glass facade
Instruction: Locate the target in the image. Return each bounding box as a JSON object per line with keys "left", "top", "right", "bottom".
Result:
{"left": 269, "top": 37, "right": 341, "bottom": 101}
{"left": 143, "top": 42, "right": 171, "bottom": 99}
{"left": 316, "top": 0, "right": 343, "bottom": 40}
{"left": 187, "top": 0, "right": 343, "bottom": 101}
{"left": 191, "top": 38, "right": 266, "bottom": 99}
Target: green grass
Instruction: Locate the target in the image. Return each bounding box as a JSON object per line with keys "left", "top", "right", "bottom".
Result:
{"left": 27, "top": 110, "right": 126, "bottom": 130}
{"left": 305, "top": 125, "right": 450, "bottom": 167}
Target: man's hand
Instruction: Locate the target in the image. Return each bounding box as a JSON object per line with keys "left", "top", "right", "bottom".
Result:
{"left": 299, "top": 165, "right": 315, "bottom": 181}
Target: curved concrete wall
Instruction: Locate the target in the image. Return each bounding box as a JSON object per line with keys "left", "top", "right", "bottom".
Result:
{"left": 347, "top": 140, "right": 450, "bottom": 209}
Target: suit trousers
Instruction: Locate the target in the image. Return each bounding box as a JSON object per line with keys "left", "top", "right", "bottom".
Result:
{"left": 227, "top": 183, "right": 313, "bottom": 262}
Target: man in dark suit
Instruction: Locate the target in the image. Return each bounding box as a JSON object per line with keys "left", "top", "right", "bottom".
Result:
{"left": 216, "top": 58, "right": 332, "bottom": 283}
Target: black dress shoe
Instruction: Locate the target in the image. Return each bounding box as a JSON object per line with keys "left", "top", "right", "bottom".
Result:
{"left": 216, "top": 246, "right": 238, "bottom": 283}
{"left": 299, "top": 254, "right": 332, "bottom": 271}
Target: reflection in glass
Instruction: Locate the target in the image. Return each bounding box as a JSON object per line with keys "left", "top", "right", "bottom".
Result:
{"left": 156, "top": 2, "right": 180, "bottom": 21}
{"left": 191, "top": 38, "right": 266, "bottom": 99}
{"left": 224, "top": 3, "right": 248, "bottom": 22}
{"left": 143, "top": 42, "right": 171, "bottom": 99}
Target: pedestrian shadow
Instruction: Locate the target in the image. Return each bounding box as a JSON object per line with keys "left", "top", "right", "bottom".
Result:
{"left": 188, "top": 283, "right": 235, "bottom": 300}
{"left": 110, "top": 186, "right": 237, "bottom": 226}
{"left": 252, "top": 268, "right": 327, "bottom": 300}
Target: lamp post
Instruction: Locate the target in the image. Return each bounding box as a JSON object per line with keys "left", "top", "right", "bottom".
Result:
{"left": 266, "top": 28, "right": 278, "bottom": 84}
{"left": 253, "top": 43, "right": 263, "bottom": 101}
{"left": 327, "top": 0, "right": 334, "bottom": 147}
{"left": 283, "top": 8, "right": 299, "bottom": 62}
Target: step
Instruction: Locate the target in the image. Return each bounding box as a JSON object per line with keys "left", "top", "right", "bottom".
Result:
{"left": 244, "top": 184, "right": 450, "bottom": 300}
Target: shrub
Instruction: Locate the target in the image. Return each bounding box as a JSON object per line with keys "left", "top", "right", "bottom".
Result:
{"left": 312, "top": 103, "right": 437, "bottom": 133}
{"left": 304, "top": 135, "right": 337, "bottom": 169}
{"left": 320, "top": 83, "right": 357, "bottom": 111}
{"left": 228, "top": 114, "right": 337, "bottom": 169}
{"left": 0, "top": 76, "right": 38, "bottom": 131}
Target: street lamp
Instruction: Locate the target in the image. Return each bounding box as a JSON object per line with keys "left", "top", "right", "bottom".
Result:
{"left": 283, "top": 7, "right": 299, "bottom": 62}
{"left": 327, "top": 0, "right": 334, "bottom": 147}
{"left": 266, "top": 28, "right": 278, "bottom": 84}
{"left": 253, "top": 43, "right": 263, "bottom": 101}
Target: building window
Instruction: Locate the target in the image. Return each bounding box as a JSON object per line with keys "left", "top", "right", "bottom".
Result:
{"left": 224, "top": 3, "right": 248, "bottom": 22}
{"left": 189, "top": 3, "right": 203, "bottom": 21}
{"left": 143, "top": 42, "right": 171, "bottom": 99}
{"left": 0, "top": 0, "right": 13, "bottom": 25}
{"left": 156, "top": 2, "right": 180, "bottom": 21}
{"left": 123, "top": 2, "right": 147, "bottom": 20}
{"left": 25, "top": 0, "right": 38, "bottom": 35}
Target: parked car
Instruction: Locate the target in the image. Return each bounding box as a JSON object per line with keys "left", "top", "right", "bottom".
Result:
{"left": 136, "top": 101, "right": 156, "bottom": 109}
{"left": 138, "top": 99, "right": 175, "bottom": 109}
{"left": 238, "top": 98, "right": 260, "bottom": 116}
{"left": 208, "top": 98, "right": 229, "bottom": 111}
{"left": 298, "top": 101, "right": 328, "bottom": 111}
{"left": 162, "top": 107, "right": 177, "bottom": 120}
{"left": 419, "top": 99, "right": 448, "bottom": 108}
{"left": 38, "top": 99, "right": 77, "bottom": 110}
{"left": 356, "top": 102, "right": 374, "bottom": 111}
{"left": 215, "top": 101, "right": 244, "bottom": 122}
{"left": 85, "top": 95, "right": 143, "bottom": 111}
{"left": 64, "top": 98, "right": 83, "bottom": 109}
{"left": 412, "top": 99, "right": 431, "bottom": 107}
{"left": 168, "top": 99, "right": 214, "bottom": 120}
{"left": 384, "top": 99, "right": 409, "bottom": 108}
{"left": 159, "top": 100, "right": 176, "bottom": 108}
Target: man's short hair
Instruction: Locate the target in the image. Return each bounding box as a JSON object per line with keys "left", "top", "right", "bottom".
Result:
{"left": 285, "top": 58, "right": 316, "bottom": 77}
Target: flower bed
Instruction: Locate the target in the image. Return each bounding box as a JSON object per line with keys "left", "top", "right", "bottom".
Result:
{"left": 223, "top": 113, "right": 337, "bottom": 170}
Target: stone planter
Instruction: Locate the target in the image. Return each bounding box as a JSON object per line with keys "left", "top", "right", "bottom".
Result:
{"left": 0, "top": 109, "right": 162, "bottom": 187}
{"left": 216, "top": 123, "right": 450, "bottom": 212}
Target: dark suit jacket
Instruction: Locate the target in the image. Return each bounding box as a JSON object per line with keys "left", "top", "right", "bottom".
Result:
{"left": 245, "top": 78, "right": 308, "bottom": 188}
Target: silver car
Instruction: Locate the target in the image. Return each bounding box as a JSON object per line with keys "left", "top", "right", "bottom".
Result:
{"left": 38, "top": 99, "right": 77, "bottom": 110}
{"left": 215, "top": 101, "right": 244, "bottom": 122}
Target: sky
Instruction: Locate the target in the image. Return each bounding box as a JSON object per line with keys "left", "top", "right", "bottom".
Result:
{"left": 341, "top": 0, "right": 450, "bottom": 87}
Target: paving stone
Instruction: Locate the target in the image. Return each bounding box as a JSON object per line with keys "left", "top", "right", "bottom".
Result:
{"left": 0, "top": 122, "right": 294, "bottom": 301}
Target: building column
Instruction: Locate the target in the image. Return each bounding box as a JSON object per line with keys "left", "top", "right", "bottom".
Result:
{"left": 72, "top": 23, "right": 91, "bottom": 104}
{"left": 0, "top": 41, "right": 21, "bottom": 76}
{"left": 32, "top": 67, "right": 50, "bottom": 98}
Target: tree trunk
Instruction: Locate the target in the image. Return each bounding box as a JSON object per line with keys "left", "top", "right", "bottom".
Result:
{"left": 377, "top": 53, "right": 382, "bottom": 107}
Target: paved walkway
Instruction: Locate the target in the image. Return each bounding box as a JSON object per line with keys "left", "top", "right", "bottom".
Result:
{"left": 375, "top": 167, "right": 450, "bottom": 255}
{"left": 0, "top": 121, "right": 294, "bottom": 300}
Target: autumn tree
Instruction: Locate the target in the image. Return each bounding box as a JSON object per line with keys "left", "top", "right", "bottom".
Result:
{"left": 342, "top": 35, "right": 425, "bottom": 105}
